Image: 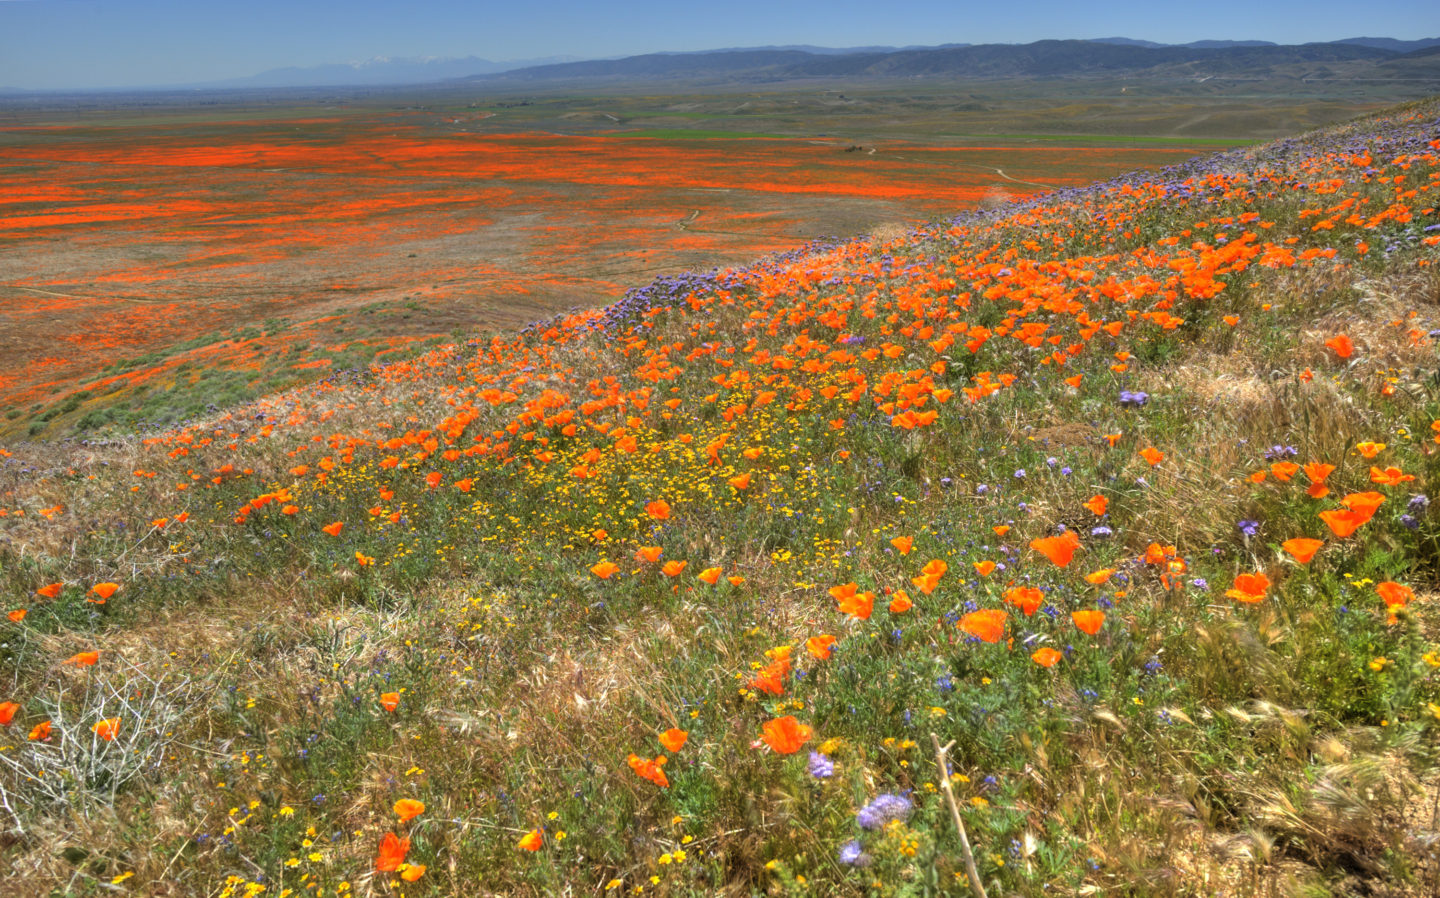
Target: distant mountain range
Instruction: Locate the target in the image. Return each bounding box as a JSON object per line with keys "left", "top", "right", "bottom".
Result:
{"left": 194, "top": 55, "right": 583, "bottom": 89}
{"left": 468, "top": 38, "right": 1440, "bottom": 86}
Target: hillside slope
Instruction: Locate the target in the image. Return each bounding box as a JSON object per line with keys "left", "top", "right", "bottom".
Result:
{"left": 0, "top": 99, "right": 1438, "bottom": 896}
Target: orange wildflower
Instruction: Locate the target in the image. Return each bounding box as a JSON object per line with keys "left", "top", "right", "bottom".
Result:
{"left": 627, "top": 753, "right": 670, "bottom": 787}
{"left": 958, "top": 609, "right": 1008, "bottom": 643}
{"left": 728, "top": 472, "right": 751, "bottom": 490}
{"left": 425, "top": 471, "right": 442, "bottom": 489}
{"left": 379, "top": 692, "right": 400, "bottom": 712}
{"left": 658, "top": 728, "right": 688, "bottom": 753}
{"left": 591, "top": 561, "right": 620, "bottom": 579}
{"left": 1369, "top": 466, "right": 1415, "bottom": 486}
{"left": 889, "top": 591, "right": 913, "bottom": 614}
{"left": 1281, "top": 538, "right": 1324, "bottom": 564}
{"left": 1004, "top": 586, "right": 1043, "bottom": 616}
{"left": 1031, "top": 647, "right": 1063, "bottom": 668}
{"left": 7, "top": 609, "right": 25, "bottom": 623}
{"left": 322, "top": 521, "right": 344, "bottom": 537}
{"left": 1071, "top": 609, "right": 1105, "bottom": 635}
{"left": 516, "top": 830, "right": 542, "bottom": 852}
{"left": 1376, "top": 581, "right": 1415, "bottom": 609}
{"left": 36, "top": 583, "right": 62, "bottom": 599}
{"left": 93, "top": 718, "right": 121, "bottom": 741}
{"left": 65, "top": 651, "right": 99, "bottom": 666}
{"left": 1325, "top": 334, "right": 1354, "bottom": 358}
{"left": 661, "top": 560, "right": 687, "bottom": 578}
{"left": 1031, "top": 530, "right": 1081, "bottom": 567}
{"left": 1225, "top": 572, "right": 1271, "bottom": 604}
{"left": 972, "top": 560, "right": 996, "bottom": 577}
{"left": 805, "top": 635, "right": 836, "bottom": 660}
{"left": 697, "top": 566, "right": 722, "bottom": 585}
{"left": 89, "top": 582, "right": 119, "bottom": 601}
{"left": 636, "top": 546, "right": 663, "bottom": 563}
{"left": 760, "top": 716, "right": 812, "bottom": 754}
{"left": 1139, "top": 447, "right": 1165, "bottom": 467}
{"left": 393, "top": 799, "right": 425, "bottom": 822}
{"left": 378, "top": 833, "right": 412, "bottom": 869}
{"left": 1084, "top": 568, "right": 1116, "bottom": 585}
{"left": 889, "top": 535, "right": 913, "bottom": 555}
{"left": 0, "top": 702, "right": 18, "bottom": 726}
{"left": 645, "top": 499, "right": 671, "bottom": 520}
{"left": 1083, "top": 495, "right": 1108, "bottom": 516}
{"left": 400, "top": 864, "right": 426, "bottom": 882}
{"left": 1355, "top": 441, "right": 1386, "bottom": 459}
{"left": 28, "top": 720, "right": 51, "bottom": 741}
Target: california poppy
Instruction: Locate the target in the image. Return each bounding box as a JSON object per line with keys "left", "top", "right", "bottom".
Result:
{"left": 1083, "top": 495, "right": 1108, "bottom": 516}
{"left": 805, "top": 635, "right": 836, "bottom": 660}
{"left": 1355, "top": 441, "right": 1386, "bottom": 459}
{"left": 591, "top": 561, "right": 620, "bottom": 579}
{"left": 322, "top": 521, "right": 344, "bottom": 537}
{"left": 728, "top": 473, "right": 751, "bottom": 490}
{"left": 400, "top": 864, "right": 426, "bottom": 882}
{"left": 65, "top": 650, "right": 99, "bottom": 666}
{"left": 889, "top": 591, "right": 913, "bottom": 614}
{"left": 378, "top": 832, "right": 412, "bottom": 869}
{"left": 973, "top": 560, "right": 996, "bottom": 577}
{"left": 517, "top": 830, "right": 543, "bottom": 852}
{"left": 7, "top": 609, "right": 25, "bottom": 623}
{"left": 1084, "top": 568, "right": 1116, "bottom": 585}
{"left": 425, "top": 471, "right": 442, "bottom": 489}
{"left": 1282, "top": 537, "right": 1324, "bottom": 563}
{"left": 1319, "top": 509, "right": 1369, "bottom": 538}
{"left": 93, "top": 718, "right": 121, "bottom": 741}
{"left": 627, "top": 753, "right": 669, "bottom": 787}
{"left": 760, "top": 716, "right": 812, "bottom": 754}
{"left": 645, "top": 500, "right": 671, "bottom": 520}
{"left": 1004, "top": 586, "right": 1043, "bottom": 616}
{"left": 36, "top": 583, "right": 62, "bottom": 599}
{"left": 0, "top": 702, "right": 18, "bottom": 726}
{"left": 1325, "top": 334, "right": 1354, "bottom": 359}
{"left": 1140, "top": 447, "right": 1165, "bottom": 467}
{"left": 379, "top": 692, "right": 400, "bottom": 712}
{"left": 1072, "top": 609, "right": 1105, "bottom": 635}
{"left": 959, "top": 609, "right": 1008, "bottom": 643}
{"left": 1225, "top": 572, "right": 1270, "bottom": 604}
{"left": 1031, "top": 531, "right": 1081, "bottom": 567}
{"left": 89, "top": 582, "right": 119, "bottom": 601}
{"left": 890, "top": 535, "right": 914, "bottom": 555}
{"left": 658, "top": 728, "right": 688, "bottom": 753}
{"left": 636, "top": 546, "right": 663, "bottom": 563}
{"left": 394, "top": 798, "right": 425, "bottom": 822}
{"left": 1376, "top": 581, "right": 1414, "bottom": 609}
{"left": 661, "top": 560, "right": 687, "bottom": 578}
{"left": 27, "top": 720, "right": 51, "bottom": 741}
{"left": 1369, "top": 466, "right": 1415, "bottom": 486}
{"left": 1031, "top": 647, "right": 1063, "bottom": 668}
{"left": 829, "top": 582, "right": 874, "bottom": 620}
{"left": 697, "top": 566, "right": 721, "bottom": 585}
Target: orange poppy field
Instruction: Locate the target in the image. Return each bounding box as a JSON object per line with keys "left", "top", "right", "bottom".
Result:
{"left": 0, "top": 105, "right": 1219, "bottom": 434}
{"left": 0, "top": 91, "right": 1437, "bottom": 896}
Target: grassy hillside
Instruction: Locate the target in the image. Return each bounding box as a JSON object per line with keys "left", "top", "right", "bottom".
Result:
{"left": 1, "top": 98, "right": 1438, "bottom": 897}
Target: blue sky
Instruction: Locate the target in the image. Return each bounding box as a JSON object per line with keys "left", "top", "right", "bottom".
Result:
{"left": 1, "top": 0, "right": 1437, "bottom": 90}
